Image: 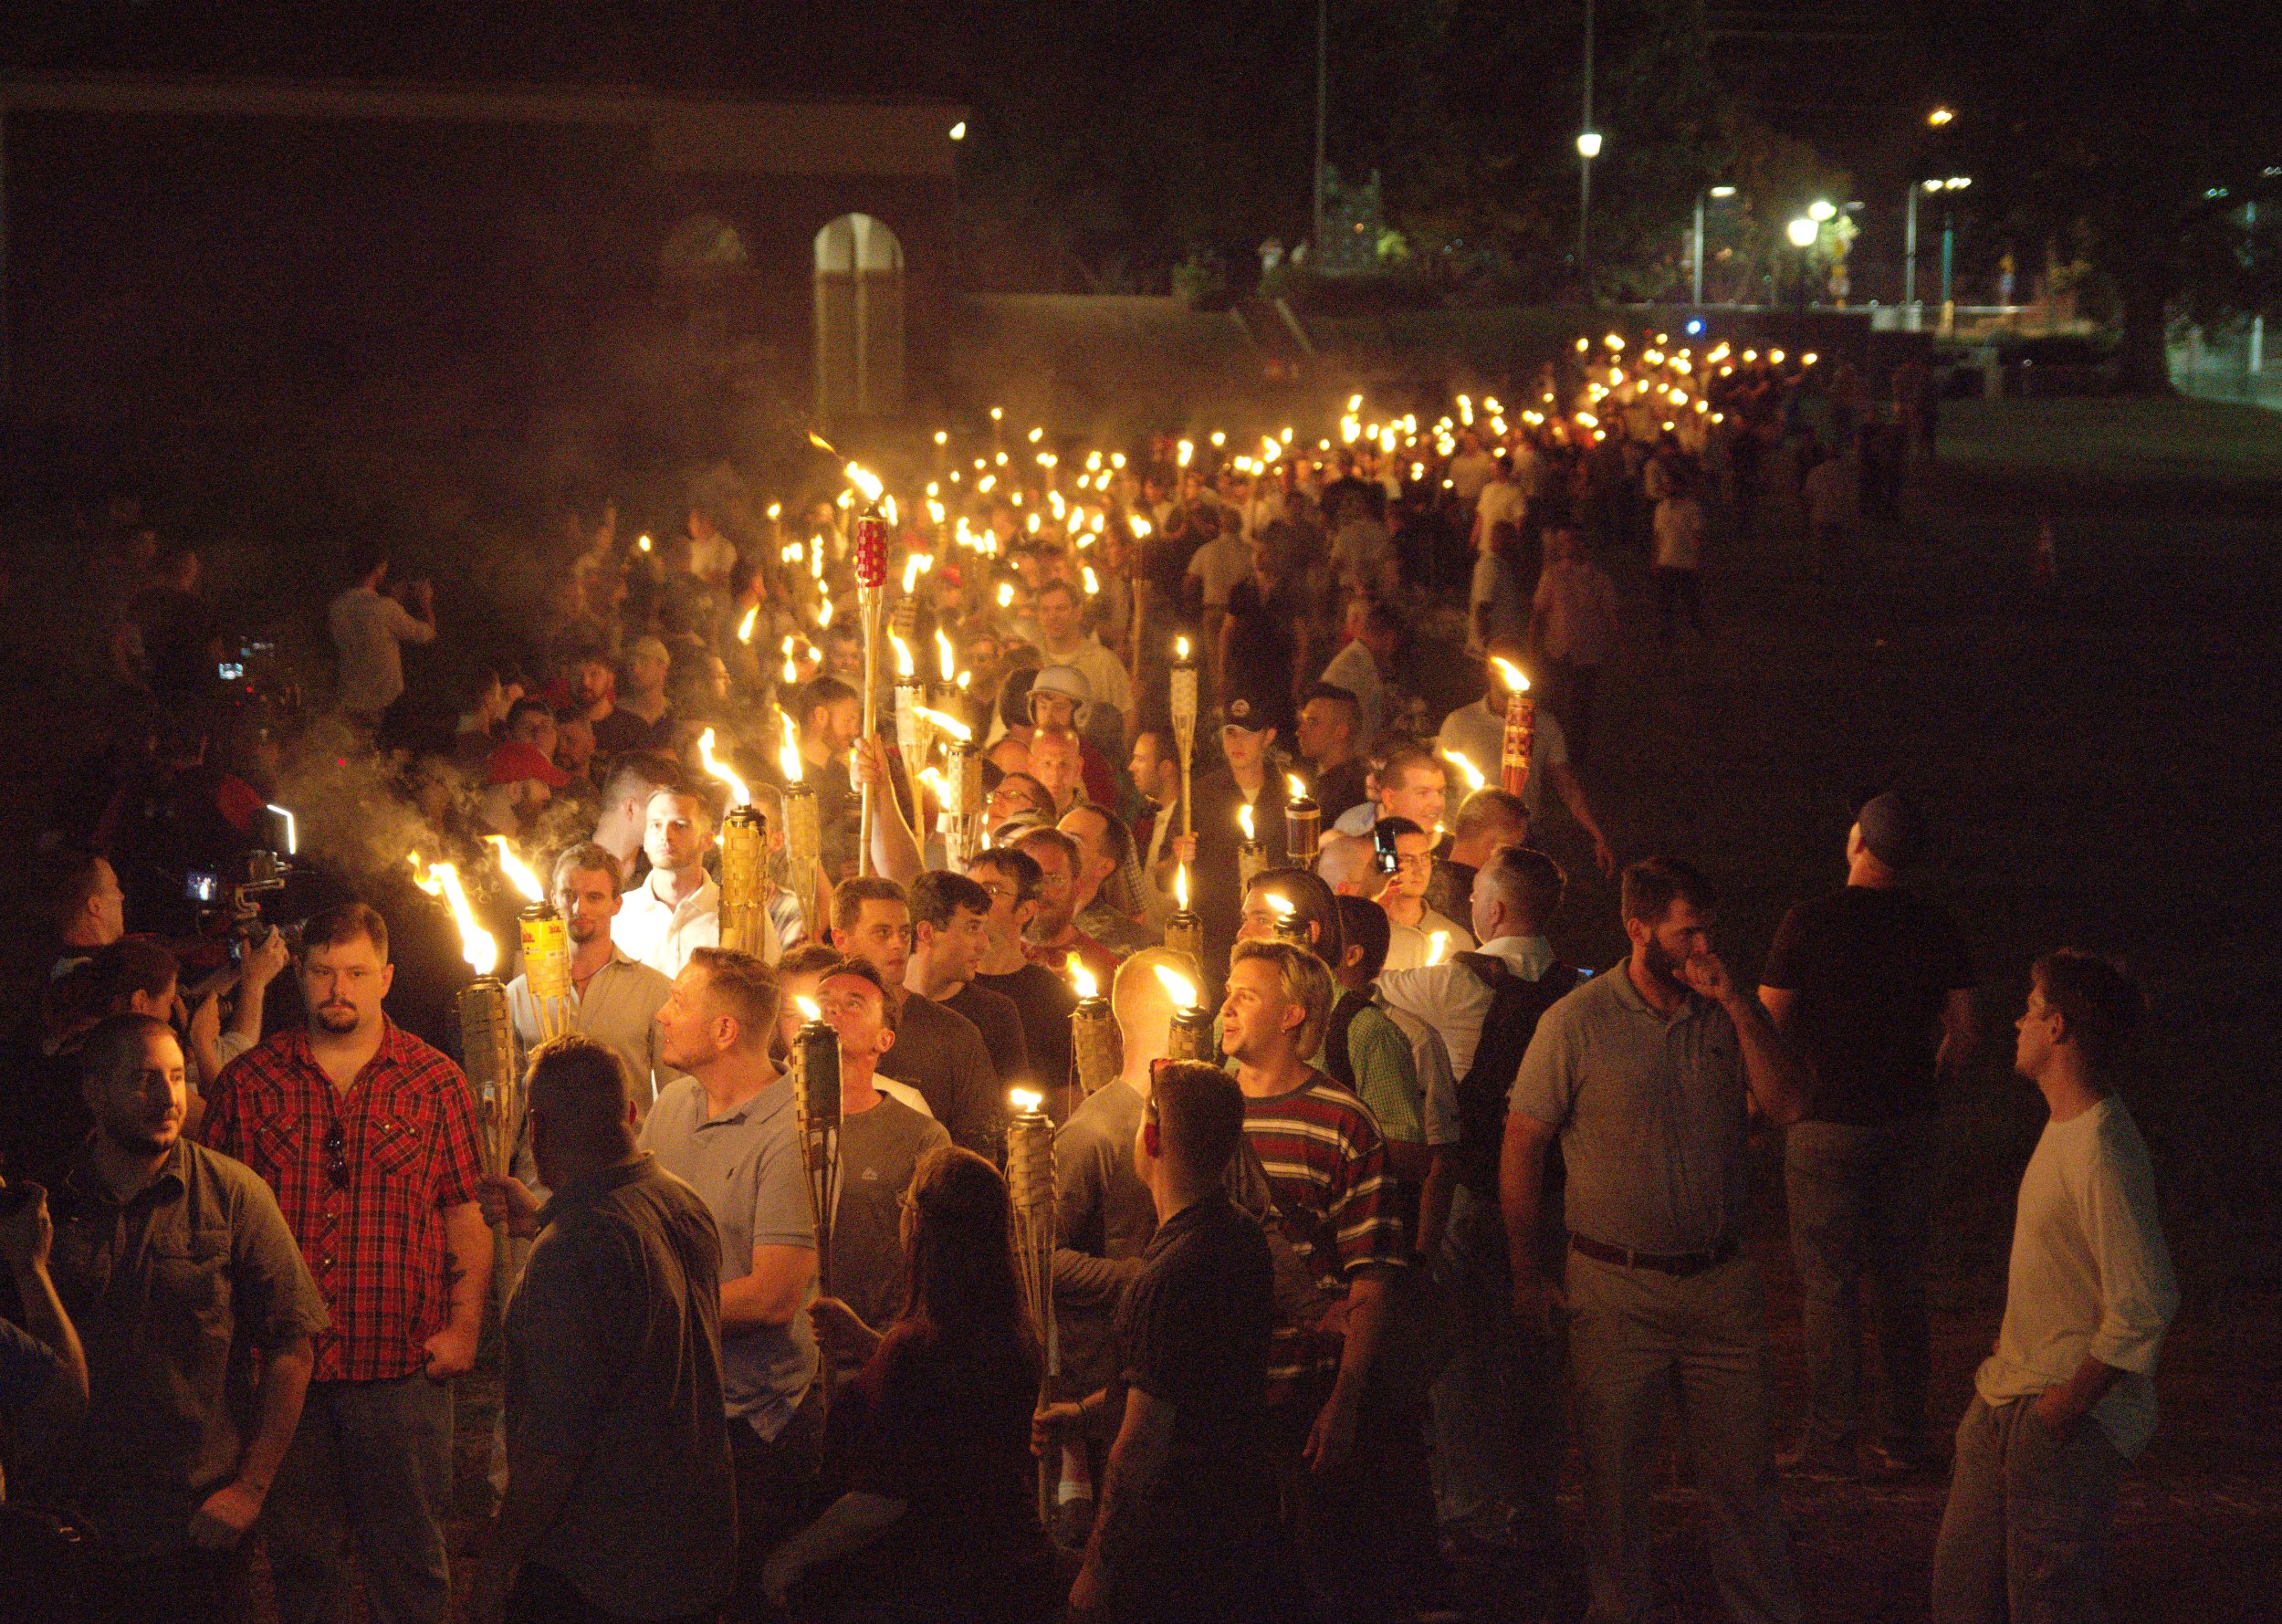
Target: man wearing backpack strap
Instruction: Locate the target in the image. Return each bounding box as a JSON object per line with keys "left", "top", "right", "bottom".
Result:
{"left": 1379, "top": 846, "right": 1578, "bottom": 1556}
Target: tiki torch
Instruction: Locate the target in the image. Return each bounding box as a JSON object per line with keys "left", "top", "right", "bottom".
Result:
{"left": 1236, "top": 802, "right": 1267, "bottom": 896}
{"left": 779, "top": 712, "right": 822, "bottom": 933}
{"left": 1492, "top": 656, "right": 1536, "bottom": 802}
{"left": 1163, "top": 863, "right": 1203, "bottom": 974}
{"left": 414, "top": 858, "right": 516, "bottom": 1310}
{"left": 1068, "top": 958, "right": 1117, "bottom": 1098}
{"left": 850, "top": 465, "right": 889, "bottom": 877}
{"left": 789, "top": 996, "right": 843, "bottom": 1297}
{"left": 941, "top": 733, "right": 983, "bottom": 870}
{"left": 1264, "top": 890, "right": 1309, "bottom": 947}
{"left": 485, "top": 836, "right": 570, "bottom": 1043}
{"left": 1169, "top": 635, "right": 1199, "bottom": 843}
{"left": 703, "top": 729, "right": 774, "bottom": 964}
{"left": 890, "top": 632, "right": 930, "bottom": 798}
{"left": 1284, "top": 773, "right": 1320, "bottom": 865}
{"left": 1154, "top": 963, "right": 1216, "bottom": 1063}
{"left": 1006, "top": 1087, "right": 1058, "bottom": 1529}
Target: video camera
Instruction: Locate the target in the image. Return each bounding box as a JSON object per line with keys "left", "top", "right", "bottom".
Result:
{"left": 185, "top": 805, "right": 305, "bottom": 969}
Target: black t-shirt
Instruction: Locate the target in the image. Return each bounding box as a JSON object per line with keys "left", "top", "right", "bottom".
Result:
{"left": 1106, "top": 1192, "right": 1276, "bottom": 1586}
{"left": 1309, "top": 758, "right": 1370, "bottom": 825}
{"left": 972, "top": 964, "right": 1075, "bottom": 1102}
{"left": 945, "top": 980, "right": 1033, "bottom": 1092}
{"left": 1761, "top": 885, "right": 1974, "bottom": 1124}
{"left": 591, "top": 706, "right": 675, "bottom": 759}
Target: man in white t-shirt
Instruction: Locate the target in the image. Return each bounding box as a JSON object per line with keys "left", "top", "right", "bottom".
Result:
{"left": 1447, "top": 430, "right": 1497, "bottom": 508}
{"left": 1471, "top": 455, "right": 1528, "bottom": 553}
{"left": 612, "top": 788, "right": 721, "bottom": 980}
{"left": 1931, "top": 950, "right": 2176, "bottom": 1624}
{"left": 328, "top": 553, "right": 436, "bottom": 726}
{"left": 1435, "top": 650, "right": 1616, "bottom": 875}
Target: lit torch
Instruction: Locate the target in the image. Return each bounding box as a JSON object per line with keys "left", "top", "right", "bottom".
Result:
{"left": 1491, "top": 656, "right": 1536, "bottom": 802}
{"left": 889, "top": 631, "right": 929, "bottom": 801}
{"left": 485, "top": 836, "right": 570, "bottom": 1043}
{"left": 1163, "top": 864, "right": 1203, "bottom": 974}
{"left": 1169, "top": 635, "right": 1199, "bottom": 843}
{"left": 1284, "top": 772, "right": 1320, "bottom": 864}
{"left": 1068, "top": 957, "right": 1116, "bottom": 1099}
{"left": 1154, "top": 963, "right": 1216, "bottom": 1063}
{"left": 779, "top": 712, "right": 822, "bottom": 936}
{"left": 1006, "top": 1084, "right": 1058, "bottom": 1528}
{"left": 703, "top": 729, "right": 777, "bottom": 966}
{"left": 1236, "top": 802, "right": 1266, "bottom": 896}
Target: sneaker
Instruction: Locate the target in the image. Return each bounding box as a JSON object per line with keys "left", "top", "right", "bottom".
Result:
{"left": 1776, "top": 1443, "right": 1858, "bottom": 1482}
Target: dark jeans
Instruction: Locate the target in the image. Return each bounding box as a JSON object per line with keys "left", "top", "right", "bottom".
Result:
{"left": 509, "top": 1561, "right": 720, "bottom": 1624}
{"left": 1931, "top": 1397, "right": 2127, "bottom": 1624}
{"left": 1268, "top": 1361, "right": 1442, "bottom": 1624}
{"left": 1654, "top": 567, "right": 1705, "bottom": 638}
{"left": 262, "top": 1373, "right": 455, "bottom": 1624}
{"left": 729, "top": 1388, "right": 824, "bottom": 1621}
{"left": 1785, "top": 1118, "right": 1939, "bottom": 1461}
{"left": 1544, "top": 656, "right": 1604, "bottom": 767}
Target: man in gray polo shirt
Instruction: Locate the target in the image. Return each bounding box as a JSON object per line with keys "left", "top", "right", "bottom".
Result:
{"left": 639, "top": 947, "right": 819, "bottom": 1618}
{"left": 1503, "top": 858, "right": 1810, "bottom": 1624}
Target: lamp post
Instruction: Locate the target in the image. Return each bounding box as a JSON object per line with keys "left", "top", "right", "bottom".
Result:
{"left": 1786, "top": 215, "right": 1818, "bottom": 346}
{"left": 1937, "top": 176, "right": 1972, "bottom": 332}
{"left": 1576, "top": 0, "right": 1598, "bottom": 299}
{"left": 1907, "top": 108, "right": 1956, "bottom": 330}
{"left": 1694, "top": 184, "right": 1736, "bottom": 306}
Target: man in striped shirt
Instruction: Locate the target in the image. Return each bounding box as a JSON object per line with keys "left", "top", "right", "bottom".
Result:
{"left": 1223, "top": 938, "right": 1430, "bottom": 1619}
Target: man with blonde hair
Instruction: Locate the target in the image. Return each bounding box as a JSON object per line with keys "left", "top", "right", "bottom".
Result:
{"left": 1223, "top": 938, "right": 1428, "bottom": 1619}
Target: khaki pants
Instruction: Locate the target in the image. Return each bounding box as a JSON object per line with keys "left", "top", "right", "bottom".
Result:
{"left": 1931, "top": 1395, "right": 2127, "bottom": 1624}
{"left": 1566, "top": 1249, "right": 1800, "bottom": 1624}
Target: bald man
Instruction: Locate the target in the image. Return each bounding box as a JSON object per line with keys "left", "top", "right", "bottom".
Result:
{"left": 1046, "top": 947, "right": 1191, "bottom": 1543}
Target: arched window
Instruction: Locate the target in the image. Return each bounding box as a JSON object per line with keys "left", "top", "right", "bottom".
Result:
{"left": 814, "top": 213, "right": 905, "bottom": 419}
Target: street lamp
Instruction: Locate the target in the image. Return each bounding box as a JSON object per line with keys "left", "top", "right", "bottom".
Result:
{"left": 1786, "top": 216, "right": 1819, "bottom": 249}
{"left": 1807, "top": 198, "right": 1837, "bottom": 224}
{"left": 1577, "top": 0, "right": 1598, "bottom": 300}
{"left": 1786, "top": 216, "right": 1818, "bottom": 344}
{"left": 1693, "top": 184, "right": 1738, "bottom": 306}
{"left": 1938, "top": 176, "right": 1971, "bottom": 315}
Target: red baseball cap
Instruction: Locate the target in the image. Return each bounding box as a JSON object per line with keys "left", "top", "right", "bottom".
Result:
{"left": 486, "top": 739, "right": 571, "bottom": 790}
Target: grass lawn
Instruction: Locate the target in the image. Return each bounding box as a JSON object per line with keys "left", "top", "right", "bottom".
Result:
{"left": 1471, "top": 391, "right": 2282, "bottom": 1621}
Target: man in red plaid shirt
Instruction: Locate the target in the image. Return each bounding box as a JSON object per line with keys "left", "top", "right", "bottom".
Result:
{"left": 204, "top": 902, "right": 492, "bottom": 1624}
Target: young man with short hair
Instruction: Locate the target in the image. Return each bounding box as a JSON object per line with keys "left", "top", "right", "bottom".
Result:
{"left": 1435, "top": 647, "right": 1616, "bottom": 875}
{"left": 37, "top": 1013, "right": 326, "bottom": 1624}
{"left": 965, "top": 847, "right": 1078, "bottom": 1115}
{"left": 204, "top": 903, "right": 491, "bottom": 1624}
{"left": 905, "top": 870, "right": 1032, "bottom": 1094}
{"left": 1294, "top": 682, "right": 1370, "bottom": 822}
{"left": 1504, "top": 858, "right": 1807, "bottom": 1624}
{"left": 829, "top": 876, "right": 1002, "bottom": 1156}
{"left": 591, "top": 636, "right": 675, "bottom": 756}
{"left": 799, "top": 959, "right": 950, "bottom": 1367}
{"left": 1929, "top": 952, "right": 2176, "bottom": 1624}
{"left": 1059, "top": 802, "right": 1160, "bottom": 959}
{"left": 610, "top": 786, "right": 720, "bottom": 980}
{"left": 477, "top": 1036, "right": 738, "bottom": 1624}
{"left": 1223, "top": 938, "right": 1426, "bottom": 1620}
{"left": 1035, "top": 1059, "right": 1278, "bottom": 1623}
{"left": 1760, "top": 791, "right": 1978, "bottom": 1480}
{"left": 1179, "top": 693, "right": 1291, "bottom": 990}
{"left": 1011, "top": 826, "right": 1121, "bottom": 990}
{"left": 1373, "top": 815, "right": 1477, "bottom": 972}
{"left": 509, "top": 842, "right": 679, "bottom": 1117}
{"left": 637, "top": 948, "right": 820, "bottom": 1616}
{"left": 1031, "top": 580, "right": 1133, "bottom": 740}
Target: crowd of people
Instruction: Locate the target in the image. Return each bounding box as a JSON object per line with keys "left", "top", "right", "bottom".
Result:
{"left": 0, "top": 336, "right": 2177, "bottom": 1624}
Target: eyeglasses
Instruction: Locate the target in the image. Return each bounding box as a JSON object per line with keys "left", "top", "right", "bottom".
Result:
{"left": 323, "top": 1122, "right": 349, "bottom": 1189}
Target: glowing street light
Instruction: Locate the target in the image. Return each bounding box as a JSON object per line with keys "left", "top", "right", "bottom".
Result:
{"left": 1575, "top": 131, "right": 1603, "bottom": 159}
{"left": 1786, "top": 216, "right": 1819, "bottom": 248}
{"left": 948, "top": 120, "right": 967, "bottom": 141}
{"left": 1807, "top": 198, "right": 1837, "bottom": 223}
{"left": 1708, "top": 184, "right": 1737, "bottom": 198}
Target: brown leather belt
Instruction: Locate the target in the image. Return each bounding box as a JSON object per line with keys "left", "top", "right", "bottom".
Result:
{"left": 1570, "top": 1232, "right": 1740, "bottom": 1278}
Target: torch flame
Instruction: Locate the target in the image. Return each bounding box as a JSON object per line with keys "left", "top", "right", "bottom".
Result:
{"left": 1237, "top": 804, "right": 1255, "bottom": 842}
{"left": 1175, "top": 634, "right": 1190, "bottom": 661}
{"left": 1177, "top": 439, "right": 1194, "bottom": 467}
{"left": 485, "top": 835, "right": 546, "bottom": 903}
{"left": 780, "top": 712, "right": 803, "bottom": 784}
{"left": 1174, "top": 864, "right": 1189, "bottom": 910}
{"left": 912, "top": 706, "right": 972, "bottom": 742}
{"left": 997, "top": 582, "right": 1014, "bottom": 609}
{"left": 410, "top": 857, "right": 497, "bottom": 978}
{"left": 1441, "top": 749, "right": 1486, "bottom": 794}
{"left": 808, "top": 431, "right": 839, "bottom": 456}
{"left": 935, "top": 628, "right": 957, "bottom": 683}
{"left": 795, "top": 995, "right": 822, "bottom": 1022}
{"left": 738, "top": 605, "right": 759, "bottom": 644}
{"left": 1069, "top": 956, "right": 1098, "bottom": 1000}
{"left": 817, "top": 597, "right": 832, "bottom": 627}
{"left": 845, "top": 463, "right": 884, "bottom": 505}
{"left": 1153, "top": 963, "right": 1200, "bottom": 1011}
{"left": 637, "top": 534, "right": 652, "bottom": 553}
{"left": 1010, "top": 1086, "right": 1044, "bottom": 1116}
{"left": 1265, "top": 893, "right": 1295, "bottom": 919}
{"left": 1287, "top": 772, "right": 1309, "bottom": 801}
{"left": 698, "top": 728, "right": 750, "bottom": 809}
{"left": 1491, "top": 657, "right": 1532, "bottom": 694}
{"left": 1427, "top": 930, "right": 1450, "bottom": 967}
{"left": 889, "top": 631, "right": 915, "bottom": 678}
{"left": 1081, "top": 565, "right": 1099, "bottom": 596}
